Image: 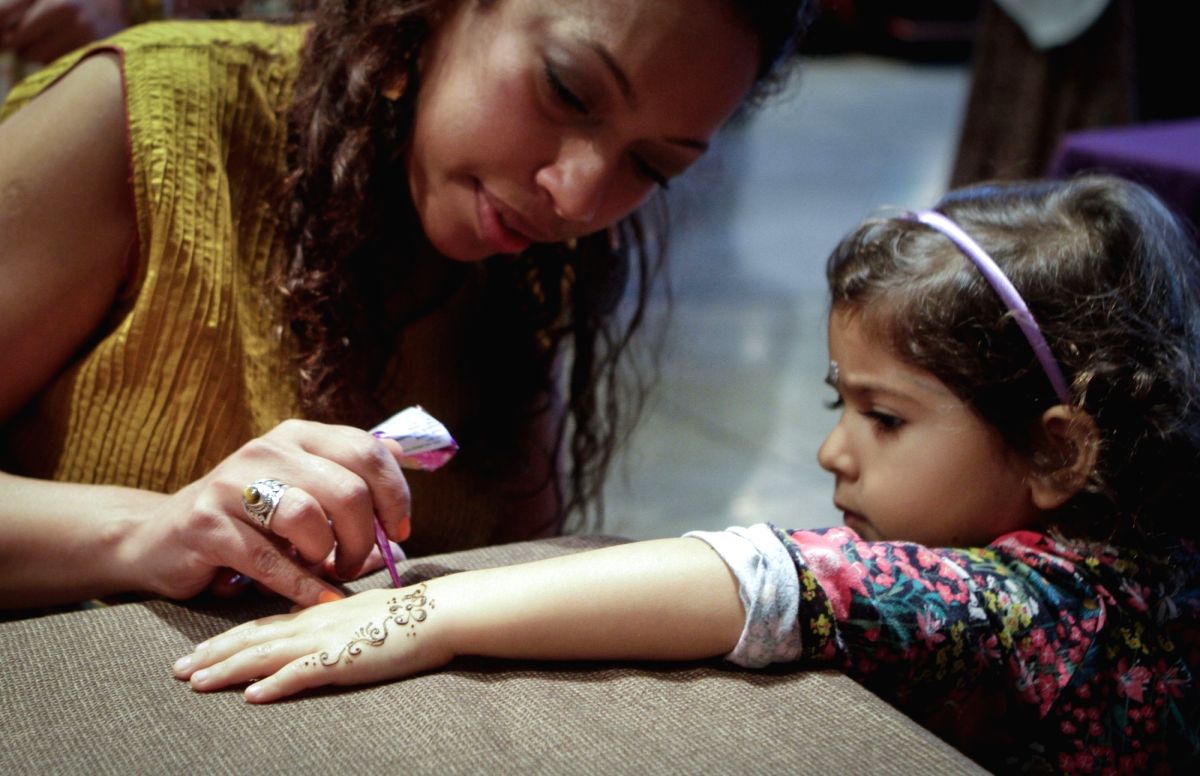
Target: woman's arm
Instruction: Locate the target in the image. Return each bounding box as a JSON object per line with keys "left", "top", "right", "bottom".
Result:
{"left": 0, "top": 53, "right": 133, "bottom": 421}
{"left": 175, "top": 537, "right": 746, "bottom": 702}
{"left": 0, "top": 56, "right": 408, "bottom": 610}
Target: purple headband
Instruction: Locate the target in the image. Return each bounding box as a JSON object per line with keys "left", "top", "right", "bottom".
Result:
{"left": 909, "top": 210, "right": 1073, "bottom": 405}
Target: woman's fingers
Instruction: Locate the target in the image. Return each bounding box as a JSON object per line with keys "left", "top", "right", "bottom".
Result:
{"left": 289, "top": 423, "right": 411, "bottom": 551}
{"left": 150, "top": 420, "right": 412, "bottom": 605}
{"left": 257, "top": 484, "right": 335, "bottom": 566}
{"left": 208, "top": 568, "right": 253, "bottom": 598}
{"left": 222, "top": 421, "right": 411, "bottom": 580}
{"left": 193, "top": 516, "right": 344, "bottom": 609}
{"left": 286, "top": 463, "right": 377, "bottom": 579}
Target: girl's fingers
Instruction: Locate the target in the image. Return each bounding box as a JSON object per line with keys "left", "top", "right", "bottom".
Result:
{"left": 174, "top": 587, "right": 449, "bottom": 703}
{"left": 174, "top": 617, "right": 295, "bottom": 680}
{"left": 244, "top": 653, "right": 343, "bottom": 703}
{"left": 174, "top": 589, "right": 357, "bottom": 680}
{"left": 187, "top": 637, "right": 313, "bottom": 693}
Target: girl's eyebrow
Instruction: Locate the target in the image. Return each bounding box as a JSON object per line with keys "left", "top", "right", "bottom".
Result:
{"left": 841, "top": 379, "right": 909, "bottom": 400}
{"left": 841, "top": 373, "right": 955, "bottom": 402}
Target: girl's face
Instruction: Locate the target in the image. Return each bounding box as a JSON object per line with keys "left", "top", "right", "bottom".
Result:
{"left": 818, "top": 308, "right": 1045, "bottom": 547}
{"left": 406, "top": 0, "right": 759, "bottom": 261}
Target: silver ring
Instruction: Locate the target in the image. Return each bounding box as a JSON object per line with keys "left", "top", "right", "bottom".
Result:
{"left": 241, "top": 478, "right": 289, "bottom": 529}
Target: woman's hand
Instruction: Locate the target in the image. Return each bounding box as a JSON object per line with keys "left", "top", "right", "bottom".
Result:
{"left": 174, "top": 584, "right": 454, "bottom": 703}
{"left": 123, "top": 419, "right": 413, "bottom": 606}
{"left": 0, "top": 420, "right": 412, "bottom": 610}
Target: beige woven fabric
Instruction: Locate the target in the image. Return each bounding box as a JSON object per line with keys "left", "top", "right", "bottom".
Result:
{"left": 0, "top": 537, "right": 985, "bottom": 774}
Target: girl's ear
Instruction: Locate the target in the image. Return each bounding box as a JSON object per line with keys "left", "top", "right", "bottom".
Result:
{"left": 1029, "top": 406, "right": 1100, "bottom": 511}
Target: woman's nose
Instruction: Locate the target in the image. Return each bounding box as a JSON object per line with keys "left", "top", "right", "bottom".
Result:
{"left": 535, "top": 138, "right": 612, "bottom": 225}
{"left": 817, "top": 421, "right": 856, "bottom": 479}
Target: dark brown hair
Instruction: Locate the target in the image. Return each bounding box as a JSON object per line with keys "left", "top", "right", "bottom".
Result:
{"left": 826, "top": 176, "right": 1200, "bottom": 543}
{"left": 281, "top": 0, "right": 812, "bottom": 529}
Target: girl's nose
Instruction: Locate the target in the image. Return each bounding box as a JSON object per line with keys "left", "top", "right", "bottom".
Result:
{"left": 535, "top": 138, "right": 611, "bottom": 225}
{"left": 817, "top": 421, "right": 856, "bottom": 479}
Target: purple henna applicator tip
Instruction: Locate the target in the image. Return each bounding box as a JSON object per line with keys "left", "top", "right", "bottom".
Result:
{"left": 368, "top": 406, "right": 458, "bottom": 588}
{"left": 375, "top": 520, "right": 405, "bottom": 588}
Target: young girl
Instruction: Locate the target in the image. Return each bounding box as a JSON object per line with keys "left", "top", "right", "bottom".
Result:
{"left": 173, "top": 176, "right": 1200, "bottom": 773}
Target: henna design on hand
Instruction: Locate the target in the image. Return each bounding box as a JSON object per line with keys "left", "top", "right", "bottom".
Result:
{"left": 302, "top": 584, "right": 435, "bottom": 668}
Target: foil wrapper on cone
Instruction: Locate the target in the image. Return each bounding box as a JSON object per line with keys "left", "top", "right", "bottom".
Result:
{"left": 371, "top": 406, "right": 459, "bottom": 471}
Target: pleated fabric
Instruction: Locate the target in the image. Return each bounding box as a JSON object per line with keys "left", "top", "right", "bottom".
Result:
{"left": 1, "top": 22, "right": 305, "bottom": 492}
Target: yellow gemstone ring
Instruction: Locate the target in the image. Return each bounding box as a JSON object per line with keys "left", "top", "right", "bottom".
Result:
{"left": 241, "top": 478, "right": 289, "bottom": 529}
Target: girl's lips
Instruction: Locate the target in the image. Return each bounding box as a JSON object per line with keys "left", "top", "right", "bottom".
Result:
{"left": 842, "top": 510, "right": 868, "bottom": 534}
{"left": 476, "top": 182, "right": 534, "bottom": 255}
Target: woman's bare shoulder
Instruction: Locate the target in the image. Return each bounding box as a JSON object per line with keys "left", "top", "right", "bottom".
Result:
{"left": 0, "top": 52, "right": 134, "bottom": 421}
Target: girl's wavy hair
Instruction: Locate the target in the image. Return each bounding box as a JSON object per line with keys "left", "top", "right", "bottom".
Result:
{"left": 826, "top": 176, "right": 1200, "bottom": 543}
{"left": 282, "top": 0, "right": 812, "bottom": 529}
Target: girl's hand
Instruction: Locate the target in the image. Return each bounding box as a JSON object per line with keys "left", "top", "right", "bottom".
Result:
{"left": 173, "top": 539, "right": 745, "bottom": 704}
{"left": 125, "top": 419, "right": 412, "bottom": 608}
{"left": 173, "top": 584, "right": 453, "bottom": 703}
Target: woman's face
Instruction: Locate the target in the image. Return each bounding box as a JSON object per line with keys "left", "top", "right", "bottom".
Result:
{"left": 406, "top": 0, "right": 760, "bottom": 261}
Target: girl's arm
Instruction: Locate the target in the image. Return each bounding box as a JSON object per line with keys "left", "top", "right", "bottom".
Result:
{"left": 175, "top": 538, "right": 746, "bottom": 703}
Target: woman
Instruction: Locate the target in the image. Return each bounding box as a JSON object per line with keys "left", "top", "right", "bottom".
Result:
{"left": 0, "top": 0, "right": 810, "bottom": 610}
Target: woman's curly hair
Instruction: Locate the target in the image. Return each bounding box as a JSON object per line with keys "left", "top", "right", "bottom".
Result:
{"left": 281, "top": 0, "right": 812, "bottom": 529}
{"left": 826, "top": 176, "right": 1200, "bottom": 544}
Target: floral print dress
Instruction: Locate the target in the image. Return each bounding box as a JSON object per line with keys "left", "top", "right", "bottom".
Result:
{"left": 694, "top": 525, "right": 1200, "bottom": 773}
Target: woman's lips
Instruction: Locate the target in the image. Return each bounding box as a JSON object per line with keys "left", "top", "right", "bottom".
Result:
{"left": 476, "top": 182, "right": 534, "bottom": 255}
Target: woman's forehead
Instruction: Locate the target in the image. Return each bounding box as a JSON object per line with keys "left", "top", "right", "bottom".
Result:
{"left": 471, "top": 0, "right": 759, "bottom": 134}
{"left": 504, "top": 0, "right": 758, "bottom": 88}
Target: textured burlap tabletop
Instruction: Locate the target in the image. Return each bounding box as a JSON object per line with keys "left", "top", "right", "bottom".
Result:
{"left": 0, "top": 536, "right": 984, "bottom": 774}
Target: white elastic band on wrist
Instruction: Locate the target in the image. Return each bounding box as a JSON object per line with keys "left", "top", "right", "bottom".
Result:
{"left": 685, "top": 524, "right": 801, "bottom": 668}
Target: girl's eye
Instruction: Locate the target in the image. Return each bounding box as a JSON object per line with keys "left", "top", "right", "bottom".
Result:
{"left": 632, "top": 155, "right": 670, "bottom": 190}
{"left": 824, "top": 395, "right": 845, "bottom": 411}
{"left": 863, "top": 410, "right": 904, "bottom": 432}
{"left": 544, "top": 61, "right": 588, "bottom": 115}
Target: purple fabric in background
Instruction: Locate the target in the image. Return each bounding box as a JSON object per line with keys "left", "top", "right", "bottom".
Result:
{"left": 1049, "top": 118, "right": 1200, "bottom": 232}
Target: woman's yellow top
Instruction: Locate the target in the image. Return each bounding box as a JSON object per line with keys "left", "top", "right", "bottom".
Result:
{"left": 0, "top": 22, "right": 543, "bottom": 552}
{"left": 2, "top": 21, "right": 303, "bottom": 490}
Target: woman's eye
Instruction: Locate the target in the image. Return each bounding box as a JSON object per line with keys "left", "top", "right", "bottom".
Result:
{"left": 544, "top": 61, "right": 588, "bottom": 115}
{"left": 863, "top": 410, "right": 904, "bottom": 432}
{"left": 632, "top": 155, "right": 670, "bottom": 190}
{"left": 824, "top": 395, "right": 845, "bottom": 411}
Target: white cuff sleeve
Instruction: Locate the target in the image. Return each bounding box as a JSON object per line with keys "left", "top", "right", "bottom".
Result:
{"left": 685, "top": 523, "right": 801, "bottom": 668}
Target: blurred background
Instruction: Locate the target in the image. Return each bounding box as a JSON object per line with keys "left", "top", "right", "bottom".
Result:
{"left": 603, "top": 2, "right": 976, "bottom": 539}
